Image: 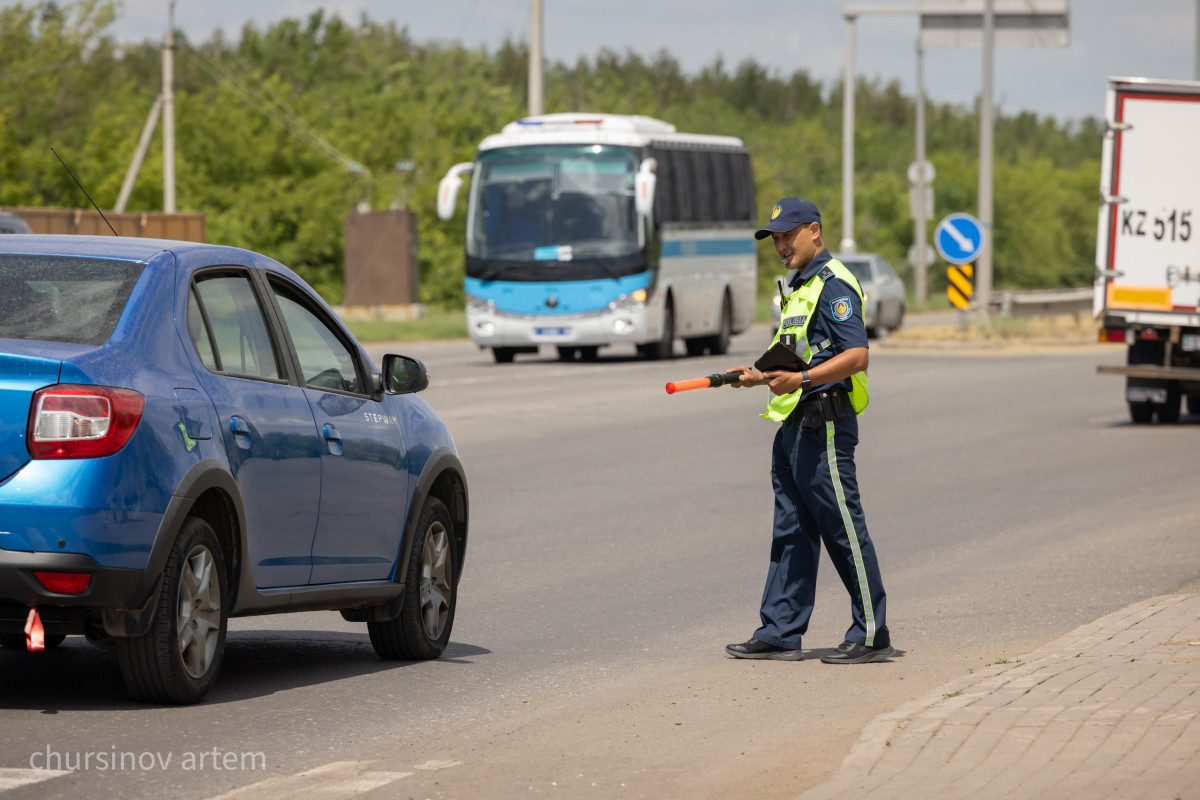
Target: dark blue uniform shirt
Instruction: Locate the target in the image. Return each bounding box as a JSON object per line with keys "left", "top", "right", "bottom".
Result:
{"left": 785, "top": 249, "right": 868, "bottom": 399}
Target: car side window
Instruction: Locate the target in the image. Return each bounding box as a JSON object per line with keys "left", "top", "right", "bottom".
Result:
{"left": 272, "top": 284, "right": 365, "bottom": 395}
{"left": 191, "top": 274, "right": 281, "bottom": 380}
{"left": 187, "top": 288, "right": 218, "bottom": 370}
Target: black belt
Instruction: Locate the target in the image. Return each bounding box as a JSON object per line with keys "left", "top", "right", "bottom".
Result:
{"left": 796, "top": 390, "right": 851, "bottom": 430}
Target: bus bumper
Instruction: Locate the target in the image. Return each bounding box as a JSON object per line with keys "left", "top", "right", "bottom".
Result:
{"left": 466, "top": 305, "right": 651, "bottom": 349}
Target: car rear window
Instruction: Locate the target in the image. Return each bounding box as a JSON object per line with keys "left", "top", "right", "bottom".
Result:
{"left": 841, "top": 259, "right": 873, "bottom": 285}
{"left": 0, "top": 255, "right": 144, "bottom": 346}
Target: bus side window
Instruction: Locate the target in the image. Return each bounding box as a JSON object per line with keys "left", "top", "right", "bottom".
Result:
{"left": 653, "top": 149, "right": 677, "bottom": 224}
{"left": 677, "top": 149, "right": 698, "bottom": 223}
{"left": 698, "top": 151, "right": 720, "bottom": 222}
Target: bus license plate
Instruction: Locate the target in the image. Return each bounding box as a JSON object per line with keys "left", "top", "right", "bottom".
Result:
{"left": 534, "top": 327, "right": 571, "bottom": 338}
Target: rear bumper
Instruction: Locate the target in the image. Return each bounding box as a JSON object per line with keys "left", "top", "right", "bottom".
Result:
{"left": 0, "top": 550, "right": 154, "bottom": 636}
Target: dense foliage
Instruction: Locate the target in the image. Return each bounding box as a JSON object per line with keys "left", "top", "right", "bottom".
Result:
{"left": 0, "top": 1, "right": 1103, "bottom": 305}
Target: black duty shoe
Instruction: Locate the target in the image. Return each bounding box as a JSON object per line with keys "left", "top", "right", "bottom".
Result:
{"left": 820, "top": 640, "right": 896, "bottom": 664}
{"left": 725, "top": 638, "right": 804, "bottom": 661}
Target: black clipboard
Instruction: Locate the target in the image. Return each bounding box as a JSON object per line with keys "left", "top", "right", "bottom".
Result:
{"left": 754, "top": 341, "right": 809, "bottom": 373}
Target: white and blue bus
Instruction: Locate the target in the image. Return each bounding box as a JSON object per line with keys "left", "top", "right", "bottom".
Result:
{"left": 437, "top": 113, "right": 758, "bottom": 363}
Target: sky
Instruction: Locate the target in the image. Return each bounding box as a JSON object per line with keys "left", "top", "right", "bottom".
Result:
{"left": 93, "top": 0, "right": 1200, "bottom": 122}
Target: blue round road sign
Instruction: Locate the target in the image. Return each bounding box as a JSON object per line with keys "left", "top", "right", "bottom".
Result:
{"left": 935, "top": 213, "right": 984, "bottom": 265}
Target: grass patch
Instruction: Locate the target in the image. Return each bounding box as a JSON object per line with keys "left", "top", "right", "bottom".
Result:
{"left": 343, "top": 307, "right": 467, "bottom": 343}
{"left": 891, "top": 313, "right": 1100, "bottom": 344}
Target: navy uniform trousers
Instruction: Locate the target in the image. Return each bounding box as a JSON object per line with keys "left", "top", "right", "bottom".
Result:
{"left": 753, "top": 409, "right": 889, "bottom": 650}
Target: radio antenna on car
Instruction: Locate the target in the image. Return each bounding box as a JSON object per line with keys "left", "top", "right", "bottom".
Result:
{"left": 51, "top": 147, "right": 118, "bottom": 236}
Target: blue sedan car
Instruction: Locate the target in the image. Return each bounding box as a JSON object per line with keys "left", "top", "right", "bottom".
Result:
{"left": 0, "top": 235, "right": 468, "bottom": 704}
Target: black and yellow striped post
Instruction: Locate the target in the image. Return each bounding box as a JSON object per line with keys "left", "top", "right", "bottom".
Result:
{"left": 947, "top": 263, "right": 974, "bottom": 310}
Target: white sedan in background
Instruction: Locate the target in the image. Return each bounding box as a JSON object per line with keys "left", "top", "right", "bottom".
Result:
{"left": 771, "top": 253, "right": 907, "bottom": 338}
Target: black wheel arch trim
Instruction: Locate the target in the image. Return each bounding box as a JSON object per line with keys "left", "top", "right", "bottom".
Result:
{"left": 98, "top": 460, "right": 247, "bottom": 638}
{"left": 397, "top": 448, "right": 469, "bottom": 587}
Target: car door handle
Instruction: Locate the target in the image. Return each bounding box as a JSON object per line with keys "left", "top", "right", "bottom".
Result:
{"left": 229, "top": 416, "right": 252, "bottom": 450}
{"left": 322, "top": 424, "right": 343, "bottom": 456}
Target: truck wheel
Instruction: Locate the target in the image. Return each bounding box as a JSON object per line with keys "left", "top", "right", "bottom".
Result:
{"left": 1156, "top": 384, "right": 1182, "bottom": 424}
{"left": 116, "top": 517, "right": 228, "bottom": 704}
{"left": 368, "top": 497, "right": 457, "bottom": 660}
{"left": 1129, "top": 401, "right": 1154, "bottom": 424}
{"left": 1187, "top": 392, "right": 1200, "bottom": 416}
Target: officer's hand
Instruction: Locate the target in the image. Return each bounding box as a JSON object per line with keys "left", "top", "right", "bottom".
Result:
{"left": 727, "top": 366, "right": 762, "bottom": 388}
{"left": 763, "top": 370, "right": 804, "bottom": 396}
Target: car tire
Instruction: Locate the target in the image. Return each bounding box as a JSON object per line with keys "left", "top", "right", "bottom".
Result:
{"left": 0, "top": 632, "right": 66, "bottom": 649}
{"left": 116, "top": 517, "right": 228, "bottom": 704}
{"left": 368, "top": 497, "right": 457, "bottom": 661}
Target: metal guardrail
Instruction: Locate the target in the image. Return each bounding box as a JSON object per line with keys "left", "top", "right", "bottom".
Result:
{"left": 989, "top": 288, "right": 1093, "bottom": 319}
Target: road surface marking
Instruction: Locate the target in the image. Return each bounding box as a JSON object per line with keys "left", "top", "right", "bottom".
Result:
{"left": 206, "top": 761, "right": 413, "bottom": 800}
{"left": 0, "top": 768, "right": 69, "bottom": 791}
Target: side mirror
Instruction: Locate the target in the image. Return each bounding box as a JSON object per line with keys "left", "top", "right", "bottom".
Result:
{"left": 634, "top": 158, "right": 657, "bottom": 219}
{"left": 382, "top": 354, "right": 430, "bottom": 395}
{"left": 437, "top": 162, "right": 475, "bottom": 221}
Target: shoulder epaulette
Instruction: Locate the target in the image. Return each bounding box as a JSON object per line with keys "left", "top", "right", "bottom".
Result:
{"left": 819, "top": 266, "right": 835, "bottom": 281}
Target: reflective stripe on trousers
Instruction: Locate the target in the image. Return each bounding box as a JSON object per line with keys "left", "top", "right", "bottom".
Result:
{"left": 753, "top": 411, "right": 889, "bottom": 650}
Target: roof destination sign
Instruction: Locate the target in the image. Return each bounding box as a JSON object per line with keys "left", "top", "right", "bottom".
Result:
{"left": 935, "top": 212, "right": 985, "bottom": 265}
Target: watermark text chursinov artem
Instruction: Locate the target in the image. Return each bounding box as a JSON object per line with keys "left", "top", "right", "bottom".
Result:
{"left": 30, "top": 746, "right": 266, "bottom": 772}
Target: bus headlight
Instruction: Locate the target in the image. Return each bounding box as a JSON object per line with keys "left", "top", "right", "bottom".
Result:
{"left": 467, "top": 294, "right": 494, "bottom": 314}
{"left": 474, "top": 319, "right": 496, "bottom": 337}
{"left": 608, "top": 288, "right": 647, "bottom": 312}
{"left": 612, "top": 317, "right": 635, "bottom": 334}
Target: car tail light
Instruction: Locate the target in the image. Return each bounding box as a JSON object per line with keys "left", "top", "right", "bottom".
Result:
{"left": 33, "top": 571, "right": 92, "bottom": 594}
{"left": 28, "top": 384, "right": 145, "bottom": 459}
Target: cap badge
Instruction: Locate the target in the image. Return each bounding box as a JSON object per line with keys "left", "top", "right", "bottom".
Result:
{"left": 771, "top": 204, "right": 782, "bottom": 220}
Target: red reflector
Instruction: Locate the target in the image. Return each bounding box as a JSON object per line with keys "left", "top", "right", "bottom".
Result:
{"left": 1140, "top": 329, "right": 1160, "bottom": 341}
{"left": 33, "top": 571, "right": 92, "bottom": 594}
{"left": 1099, "top": 327, "right": 1127, "bottom": 343}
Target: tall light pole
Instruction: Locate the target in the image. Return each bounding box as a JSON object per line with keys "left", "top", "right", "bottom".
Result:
{"left": 914, "top": 39, "right": 929, "bottom": 304}
{"left": 975, "top": 0, "right": 995, "bottom": 318}
{"left": 529, "top": 0, "right": 544, "bottom": 116}
{"left": 163, "top": 0, "right": 176, "bottom": 213}
{"left": 841, "top": 13, "right": 858, "bottom": 253}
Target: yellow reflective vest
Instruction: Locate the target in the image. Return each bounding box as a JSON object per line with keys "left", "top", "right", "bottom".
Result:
{"left": 763, "top": 259, "right": 870, "bottom": 422}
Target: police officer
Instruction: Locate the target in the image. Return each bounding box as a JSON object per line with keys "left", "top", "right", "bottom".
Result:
{"left": 725, "top": 197, "right": 893, "bottom": 664}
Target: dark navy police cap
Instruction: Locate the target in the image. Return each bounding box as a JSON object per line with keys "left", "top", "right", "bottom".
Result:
{"left": 754, "top": 197, "right": 822, "bottom": 240}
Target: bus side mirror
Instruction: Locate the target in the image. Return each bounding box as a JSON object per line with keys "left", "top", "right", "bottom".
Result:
{"left": 437, "top": 162, "right": 474, "bottom": 221}
{"left": 635, "top": 158, "right": 657, "bottom": 218}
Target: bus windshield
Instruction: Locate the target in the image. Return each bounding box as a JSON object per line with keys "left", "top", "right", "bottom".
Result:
{"left": 466, "top": 145, "right": 643, "bottom": 264}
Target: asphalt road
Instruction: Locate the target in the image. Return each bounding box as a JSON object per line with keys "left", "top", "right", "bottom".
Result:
{"left": 3, "top": 328, "right": 1199, "bottom": 799}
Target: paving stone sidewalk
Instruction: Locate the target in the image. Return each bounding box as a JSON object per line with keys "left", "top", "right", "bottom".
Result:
{"left": 799, "top": 594, "right": 1200, "bottom": 800}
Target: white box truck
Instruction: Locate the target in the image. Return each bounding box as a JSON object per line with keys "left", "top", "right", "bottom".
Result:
{"left": 1095, "top": 77, "right": 1200, "bottom": 423}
